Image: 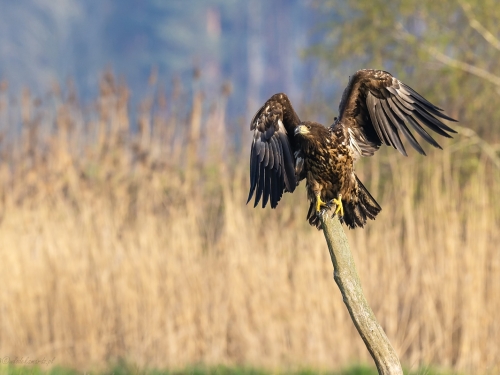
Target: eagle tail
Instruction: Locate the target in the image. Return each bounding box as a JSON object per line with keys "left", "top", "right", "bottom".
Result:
{"left": 341, "top": 176, "right": 381, "bottom": 229}
{"left": 307, "top": 176, "right": 381, "bottom": 230}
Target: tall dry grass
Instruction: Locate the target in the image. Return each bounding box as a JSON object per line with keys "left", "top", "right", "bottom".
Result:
{"left": 0, "top": 73, "right": 499, "bottom": 374}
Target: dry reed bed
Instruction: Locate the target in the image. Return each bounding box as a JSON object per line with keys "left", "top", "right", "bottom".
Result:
{"left": 0, "top": 75, "right": 499, "bottom": 374}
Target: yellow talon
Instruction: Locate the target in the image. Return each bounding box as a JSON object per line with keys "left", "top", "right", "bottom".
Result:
{"left": 333, "top": 194, "right": 344, "bottom": 217}
{"left": 316, "top": 194, "right": 327, "bottom": 212}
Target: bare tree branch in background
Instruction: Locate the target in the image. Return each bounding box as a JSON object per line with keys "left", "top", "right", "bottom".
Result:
{"left": 458, "top": 0, "right": 500, "bottom": 53}
{"left": 395, "top": 22, "right": 500, "bottom": 89}
{"left": 426, "top": 46, "right": 500, "bottom": 88}
{"left": 451, "top": 124, "right": 500, "bottom": 169}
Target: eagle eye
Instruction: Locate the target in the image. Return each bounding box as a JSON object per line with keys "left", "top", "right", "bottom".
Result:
{"left": 306, "top": 124, "right": 311, "bottom": 129}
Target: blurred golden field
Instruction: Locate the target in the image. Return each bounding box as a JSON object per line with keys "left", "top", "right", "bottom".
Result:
{"left": 0, "top": 73, "right": 499, "bottom": 375}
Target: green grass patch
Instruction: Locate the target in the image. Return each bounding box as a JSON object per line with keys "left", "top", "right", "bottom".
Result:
{"left": 0, "top": 363, "right": 462, "bottom": 375}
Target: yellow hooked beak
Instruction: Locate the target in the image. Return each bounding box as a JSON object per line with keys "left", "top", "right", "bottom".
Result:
{"left": 294, "top": 125, "right": 310, "bottom": 136}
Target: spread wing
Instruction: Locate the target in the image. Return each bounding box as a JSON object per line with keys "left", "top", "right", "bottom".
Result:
{"left": 333, "top": 69, "right": 457, "bottom": 159}
{"left": 247, "top": 93, "right": 301, "bottom": 208}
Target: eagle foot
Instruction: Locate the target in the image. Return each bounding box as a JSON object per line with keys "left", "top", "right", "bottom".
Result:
{"left": 316, "top": 194, "right": 344, "bottom": 218}
{"left": 318, "top": 195, "right": 344, "bottom": 218}
{"left": 331, "top": 194, "right": 344, "bottom": 217}
{"left": 315, "top": 194, "right": 328, "bottom": 213}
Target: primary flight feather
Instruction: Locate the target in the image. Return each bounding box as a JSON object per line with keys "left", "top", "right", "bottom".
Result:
{"left": 247, "top": 69, "right": 457, "bottom": 229}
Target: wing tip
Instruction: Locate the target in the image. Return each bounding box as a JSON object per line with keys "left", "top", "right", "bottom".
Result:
{"left": 399, "top": 148, "right": 408, "bottom": 157}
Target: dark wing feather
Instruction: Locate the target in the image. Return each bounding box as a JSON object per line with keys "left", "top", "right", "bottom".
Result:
{"left": 247, "top": 93, "right": 301, "bottom": 208}
{"left": 334, "top": 69, "right": 457, "bottom": 159}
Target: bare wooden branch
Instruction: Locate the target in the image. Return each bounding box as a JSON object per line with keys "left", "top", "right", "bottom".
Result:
{"left": 319, "top": 213, "right": 403, "bottom": 375}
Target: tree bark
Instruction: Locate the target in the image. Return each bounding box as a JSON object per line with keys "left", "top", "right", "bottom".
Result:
{"left": 319, "top": 214, "right": 403, "bottom": 375}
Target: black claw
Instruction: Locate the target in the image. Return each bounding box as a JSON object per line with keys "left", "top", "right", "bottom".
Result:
{"left": 317, "top": 207, "right": 328, "bottom": 217}
{"left": 325, "top": 199, "right": 344, "bottom": 219}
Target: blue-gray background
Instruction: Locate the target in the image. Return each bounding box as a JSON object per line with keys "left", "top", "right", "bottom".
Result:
{"left": 0, "top": 0, "right": 329, "bottom": 120}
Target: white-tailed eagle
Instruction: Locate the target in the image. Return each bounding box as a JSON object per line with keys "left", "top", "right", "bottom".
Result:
{"left": 247, "top": 69, "right": 457, "bottom": 229}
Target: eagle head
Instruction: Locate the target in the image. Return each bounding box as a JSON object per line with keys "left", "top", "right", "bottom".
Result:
{"left": 294, "top": 121, "right": 327, "bottom": 139}
{"left": 294, "top": 123, "right": 312, "bottom": 137}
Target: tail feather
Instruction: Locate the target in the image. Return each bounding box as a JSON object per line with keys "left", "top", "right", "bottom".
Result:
{"left": 341, "top": 176, "right": 381, "bottom": 229}
{"left": 307, "top": 202, "right": 320, "bottom": 228}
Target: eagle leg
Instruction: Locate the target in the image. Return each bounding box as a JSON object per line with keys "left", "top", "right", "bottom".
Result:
{"left": 315, "top": 194, "right": 327, "bottom": 212}
{"left": 331, "top": 194, "right": 344, "bottom": 217}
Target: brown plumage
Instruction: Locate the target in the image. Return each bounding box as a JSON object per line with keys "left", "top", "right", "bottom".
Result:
{"left": 247, "top": 69, "right": 457, "bottom": 229}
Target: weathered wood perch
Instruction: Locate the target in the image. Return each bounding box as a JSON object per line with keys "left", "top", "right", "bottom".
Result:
{"left": 319, "top": 213, "right": 403, "bottom": 375}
